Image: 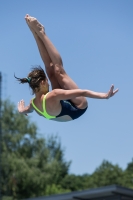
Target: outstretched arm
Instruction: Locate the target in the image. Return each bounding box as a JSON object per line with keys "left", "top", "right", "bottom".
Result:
{"left": 18, "top": 100, "right": 34, "bottom": 115}
{"left": 52, "top": 85, "right": 119, "bottom": 101}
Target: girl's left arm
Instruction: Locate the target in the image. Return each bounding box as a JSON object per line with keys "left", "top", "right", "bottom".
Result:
{"left": 18, "top": 99, "right": 34, "bottom": 115}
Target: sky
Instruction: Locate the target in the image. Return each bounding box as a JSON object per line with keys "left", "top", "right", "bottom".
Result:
{"left": 1, "top": 0, "right": 133, "bottom": 175}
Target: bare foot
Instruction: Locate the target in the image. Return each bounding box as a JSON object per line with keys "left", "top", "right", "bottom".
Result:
{"left": 25, "top": 14, "right": 34, "bottom": 33}
{"left": 25, "top": 14, "right": 45, "bottom": 33}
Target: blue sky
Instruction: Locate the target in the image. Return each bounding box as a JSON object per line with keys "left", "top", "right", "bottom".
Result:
{"left": 1, "top": 0, "right": 133, "bottom": 175}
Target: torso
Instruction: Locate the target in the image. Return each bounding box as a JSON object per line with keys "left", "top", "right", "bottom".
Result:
{"left": 31, "top": 92, "right": 87, "bottom": 122}
{"left": 32, "top": 92, "right": 73, "bottom": 122}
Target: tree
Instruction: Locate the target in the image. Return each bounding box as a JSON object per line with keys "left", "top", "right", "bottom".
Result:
{"left": 123, "top": 159, "right": 133, "bottom": 189}
{"left": 1, "top": 99, "right": 70, "bottom": 199}
{"left": 87, "top": 160, "right": 125, "bottom": 188}
{"left": 61, "top": 174, "right": 89, "bottom": 191}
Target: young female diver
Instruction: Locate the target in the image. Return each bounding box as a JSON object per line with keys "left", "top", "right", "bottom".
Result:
{"left": 15, "top": 14, "right": 118, "bottom": 122}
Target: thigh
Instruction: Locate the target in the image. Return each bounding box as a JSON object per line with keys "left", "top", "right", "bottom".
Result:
{"left": 45, "top": 65, "right": 61, "bottom": 89}
{"left": 54, "top": 64, "right": 88, "bottom": 109}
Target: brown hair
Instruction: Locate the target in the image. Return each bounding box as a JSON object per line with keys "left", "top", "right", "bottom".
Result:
{"left": 14, "top": 66, "right": 47, "bottom": 94}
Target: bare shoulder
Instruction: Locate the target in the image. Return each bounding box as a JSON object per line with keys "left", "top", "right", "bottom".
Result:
{"left": 45, "top": 90, "right": 62, "bottom": 114}
{"left": 46, "top": 89, "right": 67, "bottom": 101}
{"left": 46, "top": 90, "right": 56, "bottom": 98}
{"left": 46, "top": 89, "right": 63, "bottom": 99}
{"left": 45, "top": 90, "right": 61, "bottom": 107}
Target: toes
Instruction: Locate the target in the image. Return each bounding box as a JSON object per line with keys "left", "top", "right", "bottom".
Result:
{"left": 25, "top": 15, "right": 29, "bottom": 23}
{"left": 37, "top": 23, "right": 43, "bottom": 29}
{"left": 25, "top": 14, "right": 32, "bottom": 22}
{"left": 25, "top": 14, "right": 29, "bottom": 19}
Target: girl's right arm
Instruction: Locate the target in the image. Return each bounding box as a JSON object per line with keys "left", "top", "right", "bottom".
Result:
{"left": 51, "top": 85, "right": 118, "bottom": 101}
{"left": 18, "top": 99, "right": 34, "bottom": 115}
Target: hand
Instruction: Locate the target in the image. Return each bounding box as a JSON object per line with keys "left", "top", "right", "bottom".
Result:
{"left": 106, "top": 85, "right": 119, "bottom": 99}
{"left": 18, "top": 99, "right": 28, "bottom": 115}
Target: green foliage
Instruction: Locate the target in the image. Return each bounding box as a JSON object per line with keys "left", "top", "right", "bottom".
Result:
{"left": 61, "top": 160, "right": 133, "bottom": 192}
{"left": 1, "top": 99, "right": 70, "bottom": 199}
{"left": 1, "top": 99, "right": 133, "bottom": 199}
{"left": 61, "top": 174, "right": 87, "bottom": 191}
{"left": 45, "top": 184, "right": 70, "bottom": 195}
{"left": 88, "top": 160, "right": 125, "bottom": 188}
{"left": 2, "top": 196, "right": 13, "bottom": 200}
{"left": 123, "top": 159, "right": 133, "bottom": 188}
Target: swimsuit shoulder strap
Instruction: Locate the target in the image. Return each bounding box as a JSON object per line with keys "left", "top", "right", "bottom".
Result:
{"left": 31, "top": 93, "right": 56, "bottom": 119}
{"left": 42, "top": 93, "right": 56, "bottom": 119}
{"left": 31, "top": 97, "right": 44, "bottom": 116}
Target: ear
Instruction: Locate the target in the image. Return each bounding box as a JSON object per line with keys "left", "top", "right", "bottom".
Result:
{"left": 40, "top": 80, "right": 45, "bottom": 85}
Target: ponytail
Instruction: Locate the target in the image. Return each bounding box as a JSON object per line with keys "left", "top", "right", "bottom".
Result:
{"left": 14, "top": 74, "right": 31, "bottom": 84}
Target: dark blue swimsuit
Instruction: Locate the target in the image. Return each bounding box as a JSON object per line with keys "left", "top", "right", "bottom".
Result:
{"left": 56, "top": 100, "right": 87, "bottom": 120}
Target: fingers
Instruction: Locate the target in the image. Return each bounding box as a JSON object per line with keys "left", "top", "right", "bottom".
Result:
{"left": 110, "top": 84, "right": 114, "bottom": 91}
{"left": 110, "top": 85, "right": 119, "bottom": 97}
{"left": 17, "top": 99, "right": 27, "bottom": 115}
{"left": 17, "top": 99, "right": 25, "bottom": 111}
{"left": 18, "top": 99, "right": 25, "bottom": 105}
{"left": 107, "top": 85, "right": 114, "bottom": 99}
{"left": 107, "top": 85, "right": 119, "bottom": 99}
{"left": 113, "top": 88, "right": 119, "bottom": 95}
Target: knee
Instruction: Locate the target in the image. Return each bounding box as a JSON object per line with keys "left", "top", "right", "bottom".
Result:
{"left": 54, "top": 64, "right": 60, "bottom": 73}
{"left": 83, "top": 98, "right": 88, "bottom": 108}
{"left": 54, "top": 64, "right": 65, "bottom": 76}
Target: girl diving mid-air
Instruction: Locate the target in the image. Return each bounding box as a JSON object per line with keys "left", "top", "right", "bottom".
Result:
{"left": 15, "top": 14, "right": 119, "bottom": 122}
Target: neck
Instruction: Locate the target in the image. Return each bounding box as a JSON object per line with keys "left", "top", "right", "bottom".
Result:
{"left": 35, "top": 91, "right": 48, "bottom": 98}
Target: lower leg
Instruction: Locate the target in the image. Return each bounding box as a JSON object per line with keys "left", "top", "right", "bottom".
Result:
{"left": 32, "top": 32, "right": 61, "bottom": 89}
{"left": 32, "top": 31, "right": 52, "bottom": 69}
{"left": 37, "top": 32, "right": 63, "bottom": 66}
{"left": 25, "top": 16, "right": 61, "bottom": 89}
